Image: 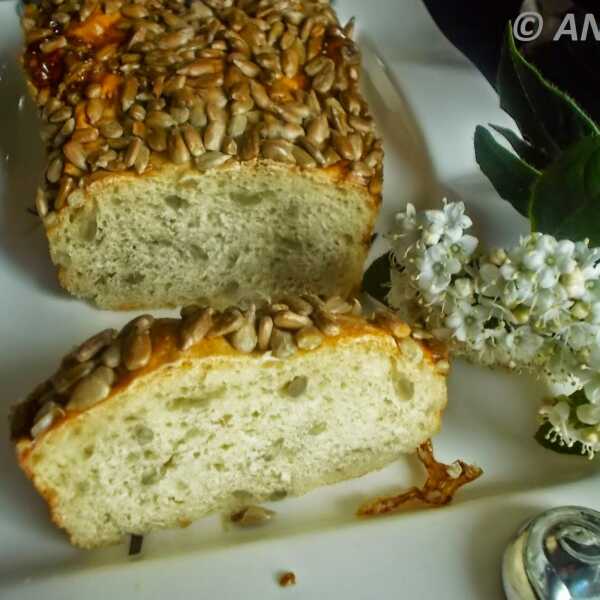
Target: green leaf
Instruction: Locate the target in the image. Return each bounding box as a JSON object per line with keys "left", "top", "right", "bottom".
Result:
{"left": 498, "top": 25, "right": 556, "bottom": 159}
{"left": 489, "top": 124, "right": 548, "bottom": 170}
{"left": 499, "top": 24, "right": 599, "bottom": 157}
{"left": 535, "top": 423, "right": 586, "bottom": 456}
{"left": 530, "top": 135, "right": 600, "bottom": 244}
{"left": 362, "top": 252, "right": 392, "bottom": 305}
{"left": 475, "top": 125, "right": 540, "bottom": 218}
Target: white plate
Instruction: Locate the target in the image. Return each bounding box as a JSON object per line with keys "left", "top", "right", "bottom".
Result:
{"left": 1, "top": 1, "right": 599, "bottom": 598}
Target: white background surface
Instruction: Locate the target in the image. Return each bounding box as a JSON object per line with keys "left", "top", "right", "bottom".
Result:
{"left": 1, "top": 1, "right": 599, "bottom": 598}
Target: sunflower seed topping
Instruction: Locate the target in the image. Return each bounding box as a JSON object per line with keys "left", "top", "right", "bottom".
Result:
{"left": 12, "top": 295, "right": 417, "bottom": 440}
{"left": 21, "top": 0, "right": 382, "bottom": 216}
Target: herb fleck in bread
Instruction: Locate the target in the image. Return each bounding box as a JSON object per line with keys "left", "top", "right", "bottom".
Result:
{"left": 21, "top": 0, "right": 382, "bottom": 309}
{"left": 11, "top": 296, "right": 448, "bottom": 549}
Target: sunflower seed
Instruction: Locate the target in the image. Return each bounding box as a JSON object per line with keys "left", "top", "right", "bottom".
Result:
{"left": 209, "top": 309, "right": 245, "bottom": 337}
{"left": 121, "top": 3, "right": 148, "bottom": 18}
{"left": 281, "top": 46, "right": 299, "bottom": 78}
{"left": 121, "top": 77, "right": 139, "bottom": 112}
{"left": 313, "top": 310, "right": 340, "bottom": 336}
{"left": 277, "top": 102, "right": 310, "bottom": 124}
{"left": 86, "top": 98, "right": 105, "bottom": 124}
{"left": 178, "top": 58, "right": 223, "bottom": 77}
{"left": 181, "top": 124, "right": 205, "bottom": 157}
{"left": 195, "top": 151, "right": 231, "bottom": 171}
{"left": 267, "top": 21, "right": 284, "bottom": 45}
{"left": 123, "top": 137, "right": 141, "bottom": 168}
{"left": 295, "top": 325, "right": 324, "bottom": 350}
{"left": 261, "top": 139, "right": 296, "bottom": 164}
{"left": 313, "top": 63, "right": 335, "bottom": 94}
{"left": 331, "top": 132, "right": 354, "bottom": 160}
{"left": 63, "top": 141, "right": 87, "bottom": 171}
{"left": 257, "top": 315, "right": 274, "bottom": 351}
{"left": 229, "top": 308, "right": 258, "bottom": 353}
{"left": 326, "top": 98, "right": 350, "bottom": 135}
{"left": 343, "top": 16, "right": 356, "bottom": 38}
{"left": 123, "top": 329, "right": 152, "bottom": 371}
{"left": 375, "top": 312, "right": 411, "bottom": 339}
{"left": 31, "top": 401, "right": 64, "bottom": 438}
{"left": 307, "top": 34, "right": 323, "bottom": 61}
{"left": 40, "top": 36, "right": 67, "bottom": 54}
{"left": 221, "top": 136, "right": 236, "bottom": 155}
{"left": 168, "top": 130, "right": 191, "bottom": 164}
{"left": 230, "top": 505, "right": 275, "bottom": 527}
{"left": 49, "top": 106, "right": 72, "bottom": 123}
{"left": 52, "top": 360, "right": 95, "bottom": 393}
{"left": 60, "top": 118, "right": 75, "bottom": 137}
{"left": 68, "top": 368, "right": 112, "bottom": 411}
{"left": 36, "top": 87, "right": 50, "bottom": 107}
{"left": 101, "top": 342, "right": 121, "bottom": 368}
{"left": 351, "top": 161, "right": 373, "bottom": 179}
{"left": 306, "top": 114, "right": 329, "bottom": 145}
{"left": 170, "top": 106, "right": 190, "bottom": 125}
{"left": 190, "top": 102, "right": 208, "bottom": 127}
{"left": 72, "top": 127, "right": 99, "bottom": 143}
{"left": 35, "top": 187, "right": 48, "bottom": 218}
{"left": 45, "top": 156, "right": 63, "bottom": 183}
{"left": 288, "top": 145, "right": 314, "bottom": 167}
{"left": 144, "top": 127, "right": 165, "bottom": 152}
{"left": 69, "top": 328, "right": 116, "bottom": 364}
{"left": 322, "top": 147, "right": 341, "bottom": 166}
{"left": 297, "top": 136, "right": 325, "bottom": 165}
{"left": 273, "top": 310, "right": 312, "bottom": 330}
{"left": 134, "top": 143, "right": 150, "bottom": 174}
{"left": 305, "top": 56, "right": 330, "bottom": 77}
{"left": 249, "top": 80, "right": 272, "bottom": 110}
{"left": 281, "top": 295, "right": 313, "bottom": 316}
{"left": 99, "top": 120, "right": 124, "bottom": 139}
{"left": 280, "top": 29, "right": 296, "bottom": 51}
{"left": 270, "top": 328, "right": 296, "bottom": 358}
{"left": 146, "top": 110, "right": 176, "bottom": 129}
{"left": 180, "top": 307, "right": 214, "bottom": 350}
{"left": 283, "top": 375, "right": 308, "bottom": 397}
{"left": 348, "top": 115, "right": 374, "bottom": 134}
{"left": 226, "top": 113, "right": 247, "bottom": 138}
{"left": 200, "top": 119, "right": 223, "bottom": 151}
{"left": 158, "top": 27, "right": 194, "bottom": 50}
{"left": 324, "top": 297, "right": 353, "bottom": 315}
{"left": 364, "top": 149, "right": 383, "bottom": 169}
{"left": 256, "top": 52, "right": 281, "bottom": 73}
{"left": 348, "top": 133, "right": 364, "bottom": 160}
{"left": 230, "top": 96, "right": 254, "bottom": 115}
{"left": 231, "top": 56, "right": 260, "bottom": 78}
{"left": 238, "top": 127, "right": 260, "bottom": 160}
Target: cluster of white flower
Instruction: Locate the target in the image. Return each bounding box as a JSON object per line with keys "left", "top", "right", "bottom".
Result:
{"left": 387, "top": 200, "right": 600, "bottom": 458}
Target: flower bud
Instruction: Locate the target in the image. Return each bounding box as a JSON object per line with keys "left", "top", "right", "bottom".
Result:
{"left": 571, "top": 301, "right": 590, "bottom": 320}
{"left": 512, "top": 305, "right": 530, "bottom": 324}
{"left": 488, "top": 248, "right": 507, "bottom": 266}
{"left": 561, "top": 268, "right": 585, "bottom": 299}
{"left": 453, "top": 278, "right": 473, "bottom": 299}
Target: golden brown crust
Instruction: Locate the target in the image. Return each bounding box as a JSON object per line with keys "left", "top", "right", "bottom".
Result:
{"left": 21, "top": 0, "right": 383, "bottom": 220}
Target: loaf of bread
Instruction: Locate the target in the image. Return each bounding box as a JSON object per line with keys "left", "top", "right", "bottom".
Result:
{"left": 21, "top": 0, "right": 382, "bottom": 309}
{"left": 11, "top": 295, "right": 448, "bottom": 548}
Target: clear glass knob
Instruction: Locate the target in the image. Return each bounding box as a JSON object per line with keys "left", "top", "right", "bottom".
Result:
{"left": 503, "top": 506, "right": 600, "bottom": 600}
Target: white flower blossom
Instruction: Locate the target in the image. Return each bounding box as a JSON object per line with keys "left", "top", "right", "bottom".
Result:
{"left": 386, "top": 200, "right": 600, "bottom": 458}
{"left": 415, "top": 244, "right": 461, "bottom": 296}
